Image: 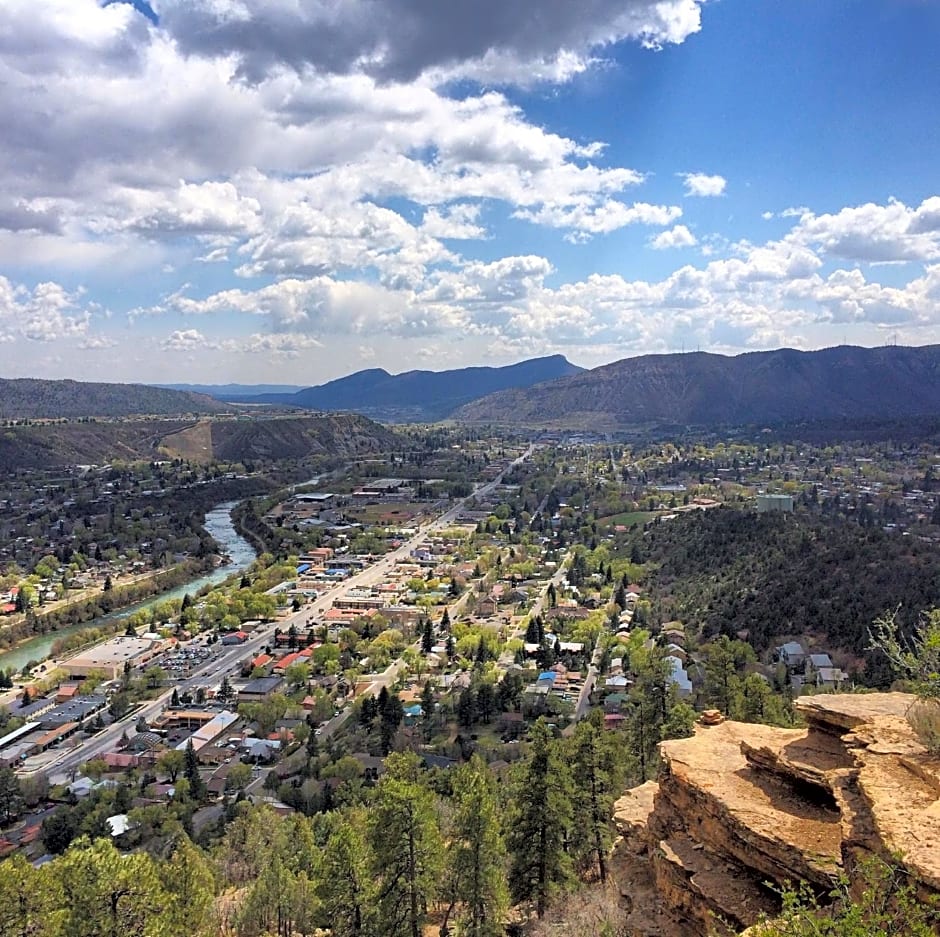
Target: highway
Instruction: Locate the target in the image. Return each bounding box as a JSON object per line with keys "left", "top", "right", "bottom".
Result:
{"left": 38, "top": 444, "right": 535, "bottom": 784}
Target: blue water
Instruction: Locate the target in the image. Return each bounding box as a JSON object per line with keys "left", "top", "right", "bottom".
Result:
{"left": 0, "top": 502, "right": 256, "bottom": 673}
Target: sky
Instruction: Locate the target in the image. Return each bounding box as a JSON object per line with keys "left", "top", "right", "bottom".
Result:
{"left": 2, "top": 0, "right": 940, "bottom": 385}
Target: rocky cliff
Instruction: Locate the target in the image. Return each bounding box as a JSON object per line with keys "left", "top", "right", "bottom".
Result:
{"left": 610, "top": 693, "right": 940, "bottom": 936}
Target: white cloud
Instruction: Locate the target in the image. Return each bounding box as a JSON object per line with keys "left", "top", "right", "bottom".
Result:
{"left": 786, "top": 197, "right": 940, "bottom": 263}
{"left": 78, "top": 335, "right": 118, "bottom": 350}
{"left": 515, "top": 200, "right": 681, "bottom": 239}
{"left": 420, "top": 204, "right": 487, "bottom": 241}
{"left": 161, "top": 329, "right": 209, "bottom": 351}
{"left": 0, "top": 277, "right": 92, "bottom": 342}
{"left": 159, "top": 0, "right": 704, "bottom": 85}
{"left": 680, "top": 172, "right": 727, "bottom": 197}
{"left": 650, "top": 224, "right": 697, "bottom": 249}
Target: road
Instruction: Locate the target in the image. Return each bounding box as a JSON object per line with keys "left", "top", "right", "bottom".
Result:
{"left": 39, "top": 444, "right": 535, "bottom": 783}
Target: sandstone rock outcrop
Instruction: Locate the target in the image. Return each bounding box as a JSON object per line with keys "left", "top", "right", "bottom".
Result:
{"left": 610, "top": 692, "right": 940, "bottom": 936}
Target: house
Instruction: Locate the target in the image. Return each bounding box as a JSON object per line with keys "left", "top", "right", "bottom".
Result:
{"left": 665, "top": 656, "right": 693, "bottom": 699}
{"left": 805, "top": 653, "right": 833, "bottom": 673}
{"left": 776, "top": 642, "right": 806, "bottom": 670}
{"left": 105, "top": 814, "right": 131, "bottom": 838}
{"left": 814, "top": 666, "right": 849, "bottom": 690}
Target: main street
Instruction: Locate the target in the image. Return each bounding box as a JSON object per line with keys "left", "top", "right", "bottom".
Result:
{"left": 39, "top": 444, "right": 535, "bottom": 783}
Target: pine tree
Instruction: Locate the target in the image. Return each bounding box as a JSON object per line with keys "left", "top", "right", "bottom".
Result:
{"left": 0, "top": 852, "right": 56, "bottom": 937}
{"left": 0, "top": 766, "right": 23, "bottom": 825}
{"left": 369, "top": 753, "right": 443, "bottom": 937}
{"left": 183, "top": 741, "right": 206, "bottom": 801}
{"left": 420, "top": 618, "right": 434, "bottom": 654}
{"left": 568, "top": 712, "right": 620, "bottom": 882}
{"left": 444, "top": 756, "right": 508, "bottom": 937}
{"left": 53, "top": 837, "right": 171, "bottom": 937}
{"left": 506, "top": 720, "right": 573, "bottom": 918}
{"left": 158, "top": 837, "right": 215, "bottom": 937}
{"left": 319, "top": 813, "right": 373, "bottom": 937}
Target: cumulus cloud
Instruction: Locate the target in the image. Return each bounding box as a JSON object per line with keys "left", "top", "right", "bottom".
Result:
{"left": 161, "top": 329, "right": 209, "bottom": 351}
{"left": 421, "top": 204, "right": 487, "bottom": 241}
{"left": 786, "top": 197, "right": 940, "bottom": 263}
{"left": 0, "top": 277, "right": 92, "bottom": 342}
{"left": 650, "top": 224, "right": 697, "bottom": 249}
{"left": 680, "top": 172, "right": 727, "bottom": 197}
{"left": 158, "top": 0, "right": 704, "bottom": 84}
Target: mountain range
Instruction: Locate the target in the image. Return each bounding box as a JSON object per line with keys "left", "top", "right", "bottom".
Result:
{"left": 158, "top": 383, "right": 304, "bottom": 397}
{"left": 453, "top": 345, "right": 940, "bottom": 428}
{"left": 224, "top": 355, "right": 585, "bottom": 421}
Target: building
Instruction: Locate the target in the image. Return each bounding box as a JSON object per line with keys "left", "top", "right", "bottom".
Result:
{"left": 237, "top": 676, "right": 285, "bottom": 703}
{"left": 665, "top": 656, "right": 693, "bottom": 698}
{"left": 776, "top": 641, "right": 806, "bottom": 670}
{"left": 60, "top": 636, "right": 161, "bottom": 679}
{"left": 756, "top": 493, "right": 794, "bottom": 514}
{"left": 175, "top": 710, "right": 239, "bottom": 755}
{"left": 220, "top": 631, "right": 249, "bottom": 646}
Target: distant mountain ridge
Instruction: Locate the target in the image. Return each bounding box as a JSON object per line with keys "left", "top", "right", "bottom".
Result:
{"left": 157, "top": 383, "right": 304, "bottom": 397}
{"left": 0, "top": 378, "right": 228, "bottom": 420}
{"left": 452, "top": 345, "right": 940, "bottom": 428}
{"left": 232, "top": 355, "right": 584, "bottom": 421}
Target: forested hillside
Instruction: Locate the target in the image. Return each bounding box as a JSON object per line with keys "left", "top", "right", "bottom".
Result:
{"left": 0, "top": 719, "right": 663, "bottom": 937}
{"left": 630, "top": 507, "right": 940, "bottom": 667}
{"left": 0, "top": 414, "right": 402, "bottom": 469}
{"left": 0, "top": 378, "right": 227, "bottom": 419}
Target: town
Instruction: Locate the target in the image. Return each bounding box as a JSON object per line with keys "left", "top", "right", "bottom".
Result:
{"left": 0, "top": 426, "right": 936, "bottom": 875}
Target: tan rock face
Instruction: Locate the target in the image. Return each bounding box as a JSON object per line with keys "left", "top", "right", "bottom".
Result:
{"left": 609, "top": 693, "right": 940, "bottom": 937}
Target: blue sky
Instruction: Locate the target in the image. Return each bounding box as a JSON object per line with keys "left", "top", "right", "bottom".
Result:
{"left": 1, "top": 0, "right": 939, "bottom": 384}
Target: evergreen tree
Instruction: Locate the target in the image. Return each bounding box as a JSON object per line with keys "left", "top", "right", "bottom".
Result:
{"left": 569, "top": 712, "right": 620, "bottom": 882}
{"left": 506, "top": 720, "right": 573, "bottom": 918}
{"left": 183, "top": 741, "right": 206, "bottom": 801}
{"left": 379, "top": 691, "right": 404, "bottom": 755}
{"left": 420, "top": 682, "right": 435, "bottom": 720}
{"left": 319, "top": 813, "right": 373, "bottom": 937}
{"left": 53, "top": 837, "right": 171, "bottom": 937}
{"left": 369, "top": 753, "right": 443, "bottom": 937}
{"left": 217, "top": 674, "right": 233, "bottom": 704}
{"left": 420, "top": 618, "right": 434, "bottom": 655}
{"left": 0, "top": 852, "right": 56, "bottom": 937}
{"left": 444, "top": 757, "right": 508, "bottom": 937}
{"left": 440, "top": 608, "right": 451, "bottom": 632}
{"left": 457, "top": 688, "right": 477, "bottom": 728}
{"left": 158, "top": 837, "right": 215, "bottom": 937}
{"left": 0, "top": 766, "right": 23, "bottom": 825}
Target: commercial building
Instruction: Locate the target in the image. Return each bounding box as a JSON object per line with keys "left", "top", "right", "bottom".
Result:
{"left": 60, "top": 636, "right": 161, "bottom": 679}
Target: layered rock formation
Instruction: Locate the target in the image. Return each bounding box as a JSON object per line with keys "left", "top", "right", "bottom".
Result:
{"left": 610, "top": 693, "right": 940, "bottom": 936}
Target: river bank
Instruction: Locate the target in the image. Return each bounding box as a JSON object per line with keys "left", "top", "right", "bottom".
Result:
{"left": 0, "top": 502, "right": 257, "bottom": 674}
